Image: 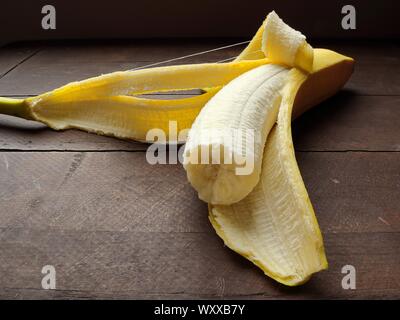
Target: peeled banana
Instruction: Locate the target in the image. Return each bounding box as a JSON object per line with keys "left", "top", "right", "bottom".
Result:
{"left": 183, "top": 64, "right": 288, "bottom": 205}
{"left": 209, "top": 50, "right": 353, "bottom": 285}
{"left": 183, "top": 11, "right": 314, "bottom": 205}
{"left": 0, "top": 11, "right": 354, "bottom": 286}
{"left": 182, "top": 12, "right": 353, "bottom": 284}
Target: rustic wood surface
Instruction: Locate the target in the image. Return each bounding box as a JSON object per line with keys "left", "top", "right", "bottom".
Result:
{"left": 0, "top": 40, "right": 399, "bottom": 299}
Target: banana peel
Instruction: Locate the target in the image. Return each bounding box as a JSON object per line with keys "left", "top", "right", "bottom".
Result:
{"left": 0, "top": 11, "right": 354, "bottom": 286}
{"left": 209, "top": 52, "right": 354, "bottom": 286}
{"left": 0, "top": 59, "right": 270, "bottom": 142}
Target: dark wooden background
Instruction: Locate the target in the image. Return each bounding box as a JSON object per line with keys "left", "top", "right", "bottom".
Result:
{"left": 0, "top": 38, "right": 399, "bottom": 299}
{"left": 1, "top": 0, "right": 399, "bottom": 45}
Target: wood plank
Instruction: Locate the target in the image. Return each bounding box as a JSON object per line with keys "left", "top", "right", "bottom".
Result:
{"left": 0, "top": 94, "right": 398, "bottom": 152}
{"left": 29, "top": 40, "right": 243, "bottom": 63}
{"left": 0, "top": 228, "right": 398, "bottom": 299}
{"left": 293, "top": 93, "right": 400, "bottom": 151}
{"left": 346, "top": 62, "right": 400, "bottom": 96}
{"left": 0, "top": 152, "right": 398, "bottom": 298}
{"left": 0, "top": 40, "right": 398, "bottom": 300}
{"left": 0, "top": 44, "right": 39, "bottom": 77}
{"left": 0, "top": 152, "right": 398, "bottom": 233}
{"left": 298, "top": 152, "right": 400, "bottom": 234}
{"left": 0, "top": 42, "right": 398, "bottom": 95}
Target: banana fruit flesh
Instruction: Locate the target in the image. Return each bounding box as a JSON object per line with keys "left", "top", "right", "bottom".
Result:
{"left": 0, "top": 11, "right": 354, "bottom": 286}
{"left": 262, "top": 11, "right": 314, "bottom": 72}
{"left": 236, "top": 11, "right": 314, "bottom": 72}
{"left": 183, "top": 64, "right": 289, "bottom": 205}
{"left": 183, "top": 11, "right": 313, "bottom": 205}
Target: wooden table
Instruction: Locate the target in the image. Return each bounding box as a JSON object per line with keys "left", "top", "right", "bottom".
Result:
{"left": 0, "top": 40, "right": 399, "bottom": 299}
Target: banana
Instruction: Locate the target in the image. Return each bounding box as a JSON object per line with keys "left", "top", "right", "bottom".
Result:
{"left": 184, "top": 12, "right": 354, "bottom": 285}
{"left": 183, "top": 65, "right": 289, "bottom": 204}
{"left": 183, "top": 11, "right": 314, "bottom": 205}
{"left": 209, "top": 70, "right": 320, "bottom": 286}
{"left": 0, "top": 11, "right": 355, "bottom": 286}
{"left": 208, "top": 51, "right": 354, "bottom": 286}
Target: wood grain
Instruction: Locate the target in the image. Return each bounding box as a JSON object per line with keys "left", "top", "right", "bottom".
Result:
{"left": 0, "top": 229, "right": 398, "bottom": 299}
{"left": 293, "top": 93, "right": 400, "bottom": 151}
{"left": 0, "top": 44, "right": 39, "bottom": 77}
{"left": 0, "top": 151, "right": 398, "bottom": 234}
{"left": 29, "top": 40, "right": 242, "bottom": 63}
{"left": 0, "top": 40, "right": 399, "bottom": 299}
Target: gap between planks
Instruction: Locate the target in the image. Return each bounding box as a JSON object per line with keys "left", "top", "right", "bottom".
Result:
{"left": 0, "top": 48, "right": 42, "bottom": 80}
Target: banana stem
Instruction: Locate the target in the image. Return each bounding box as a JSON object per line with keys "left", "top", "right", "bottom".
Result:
{"left": 0, "top": 97, "right": 32, "bottom": 119}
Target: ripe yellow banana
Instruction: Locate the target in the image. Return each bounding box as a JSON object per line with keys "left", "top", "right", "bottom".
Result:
{"left": 0, "top": 11, "right": 354, "bottom": 286}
